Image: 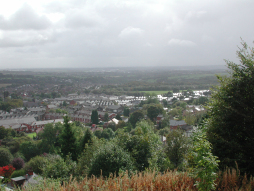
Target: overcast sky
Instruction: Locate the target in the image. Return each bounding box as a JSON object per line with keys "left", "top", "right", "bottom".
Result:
{"left": 0, "top": 0, "right": 253, "bottom": 69}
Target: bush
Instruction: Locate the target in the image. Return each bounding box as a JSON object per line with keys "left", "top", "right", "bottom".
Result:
{"left": 0, "top": 148, "right": 13, "bottom": 166}
{"left": 11, "top": 158, "right": 24, "bottom": 170}
{"left": 24, "top": 156, "right": 47, "bottom": 174}
{"left": 10, "top": 169, "right": 26, "bottom": 178}
{"left": 89, "top": 142, "right": 134, "bottom": 177}
{"left": 42, "top": 154, "right": 76, "bottom": 182}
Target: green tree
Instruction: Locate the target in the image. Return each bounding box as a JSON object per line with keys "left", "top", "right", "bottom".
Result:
{"left": 89, "top": 142, "right": 134, "bottom": 177}
{"left": 128, "top": 110, "right": 144, "bottom": 127}
{"left": 120, "top": 120, "right": 162, "bottom": 171}
{"left": 24, "top": 156, "right": 47, "bottom": 174}
{"left": 19, "top": 141, "right": 40, "bottom": 161}
{"left": 0, "top": 148, "right": 13, "bottom": 166}
{"left": 123, "top": 107, "right": 130, "bottom": 117}
{"left": 207, "top": 40, "right": 254, "bottom": 174}
{"left": 104, "top": 112, "right": 109, "bottom": 122}
{"left": 42, "top": 154, "right": 76, "bottom": 182}
{"left": 166, "top": 129, "right": 190, "bottom": 169}
{"left": 79, "top": 129, "right": 93, "bottom": 153}
{"left": 101, "top": 128, "right": 115, "bottom": 140}
{"left": 115, "top": 114, "right": 122, "bottom": 120}
{"left": 60, "top": 116, "right": 77, "bottom": 161}
{"left": 91, "top": 110, "right": 99, "bottom": 124}
{"left": 188, "top": 125, "right": 219, "bottom": 191}
{"left": 0, "top": 126, "right": 8, "bottom": 139}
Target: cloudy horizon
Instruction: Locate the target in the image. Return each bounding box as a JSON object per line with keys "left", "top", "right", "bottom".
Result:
{"left": 0, "top": 0, "right": 253, "bottom": 69}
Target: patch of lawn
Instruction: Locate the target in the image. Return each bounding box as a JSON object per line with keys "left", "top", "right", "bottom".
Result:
{"left": 26, "top": 132, "right": 36, "bottom": 138}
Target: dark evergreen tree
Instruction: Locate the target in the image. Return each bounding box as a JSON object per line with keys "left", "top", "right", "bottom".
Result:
{"left": 115, "top": 114, "right": 122, "bottom": 120}
{"left": 91, "top": 110, "right": 99, "bottom": 124}
{"left": 80, "top": 129, "right": 93, "bottom": 153}
{"left": 123, "top": 107, "right": 130, "bottom": 117}
{"left": 207, "top": 41, "right": 254, "bottom": 175}
{"left": 60, "top": 116, "right": 77, "bottom": 161}
{"left": 104, "top": 112, "right": 109, "bottom": 122}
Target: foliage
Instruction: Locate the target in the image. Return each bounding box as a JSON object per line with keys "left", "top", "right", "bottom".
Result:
{"left": 0, "top": 126, "right": 9, "bottom": 139}
{"left": 116, "top": 120, "right": 126, "bottom": 130}
{"left": 158, "top": 127, "right": 171, "bottom": 136}
{"left": 120, "top": 120, "right": 162, "bottom": 171}
{"left": 166, "top": 129, "right": 190, "bottom": 169}
{"left": 0, "top": 165, "right": 15, "bottom": 178}
{"left": 93, "top": 130, "right": 102, "bottom": 139}
{"left": 79, "top": 129, "right": 93, "bottom": 154}
{"left": 104, "top": 112, "right": 109, "bottom": 122}
{"left": 0, "top": 148, "right": 13, "bottom": 167}
{"left": 60, "top": 116, "right": 77, "bottom": 161}
{"left": 91, "top": 110, "right": 99, "bottom": 124}
{"left": 10, "top": 169, "right": 26, "bottom": 178}
{"left": 24, "top": 155, "right": 47, "bottom": 174}
{"left": 19, "top": 141, "right": 40, "bottom": 161}
{"left": 128, "top": 110, "right": 144, "bottom": 127}
{"left": 39, "top": 123, "right": 62, "bottom": 153}
{"left": 42, "top": 154, "right": 76, "bottom": 182}
{"left": 101, "top": 128, "right": 115, "bottom": 140}
{"left": 188, "top": 125, "right": 219, "bottom": 191}
{"left": 123, "top": 107, "right": 130, "bottom": 117}
{"left": 193, "top": 96, "right": 209, "bottom": 105}
{"left": 207, "top": 40, "right": 254, "bottom": 175}
{"left": 115, "top": 114, "right": 122, "bottom": 120}
{"left": 88, "top": 141, "right": 134, "bottom": 177}
{"left": 11, "top": 157, "right": 24, "bottom": 170}
{"left": 147, "top": 104, "right": 162, "bottom": 121}
{"left": 107, "top": 121, "right": 116, "bottom": 131}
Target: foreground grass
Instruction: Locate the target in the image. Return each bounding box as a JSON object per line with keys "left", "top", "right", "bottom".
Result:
{"left": 20, "top": 169, "right": 254, "bottom": 191}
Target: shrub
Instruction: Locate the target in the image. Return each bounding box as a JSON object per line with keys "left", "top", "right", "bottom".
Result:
{"left": 10, "top": 169, "right": 26, "bottom": 178}
{"left": 89, "top": 142, "right": 134, "bottom": 177}
{"left": 42, "top": 154, "right": 76, "bottom": 182}
{"left": 0, "top": 148, "right": 13, "bottom": 166}
{"left": 24, "top": 155, "right": 47, "bottom": 174}
{"left": 0, "top": 165, "right": 15, "bottom": 178}
{"left": 11, "top": 157, "right": 24, "bottom": 170}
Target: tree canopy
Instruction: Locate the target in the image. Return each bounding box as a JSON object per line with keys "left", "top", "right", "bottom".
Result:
{"left": 207, "top": 40, "right": 254, "bottom": 175}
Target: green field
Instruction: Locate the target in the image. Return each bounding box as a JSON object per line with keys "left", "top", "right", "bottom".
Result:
{"left": 140, "top": 91, "right": 169, "bottom": 95}
{"left": 0, "top": 84, "right": 11, "bottom": 88}
{"left": 27, "top": 132, "right": 36, "bottom": 138}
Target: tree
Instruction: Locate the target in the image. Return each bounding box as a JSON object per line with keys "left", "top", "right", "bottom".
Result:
{"left": 121, "top": 120, "right": 162, "bottom": 171}
{"left": 60, "top": 116, "right": 77, "bottom": 161}
{"left": 91, "top": 110, "right": 99, "bottom": 124}
{"left": 188, "top": 125, "right": 219, "bottom": 191}
{"left": 207, "top": 40, "right": 254, "bottom": 175}
{"left": 0, "top": 126, "right": 8, "bottom": 139}
{"left": 19, "top": 141, "right": 40, "bottom": 161}
{"left": 104, "top": 112, "right": 109, "bottom": 122}
{"left": 146, "top": 104, "right": 164, "bottom": 122}
{"left": 128, "top": 110, "right": 144, "bottom": 127}
{"left": 166, "top": 129, "right": 190, "bottom": 168}
{"left": 24, "top": 156, "right": 47, "bottom": 174}
{"left": 101, "top": 128, "right": 115, "bottom": 140}
{"left": 115, "top": 114, "right": 122, "bottom": 120}
{"left": 89, "top": 142, "right": 134, "bottom": 177}
{"left": 0, "top": 148, "right": 13, "bottom": 166}
{"left": 42, "top": 154, "right": 76, "bottom": 182}
{"left": 80, "top": 129, "right": 93, "bottom": 153}
{"left": 11, "top": 158, "right": 24, "bottom": 170}
{"left": 123, "top": 107, "right": 130, "bottom": 117}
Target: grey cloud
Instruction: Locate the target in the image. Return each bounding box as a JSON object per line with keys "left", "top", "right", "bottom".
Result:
{"left": 64, "top": 10, "right": 103, "bottom": 28}
{"left": 0, "top": 31, "right": 56, "bottom": 48}
{"left": 0, "top": 4, "right": 51, "bottom": 30}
